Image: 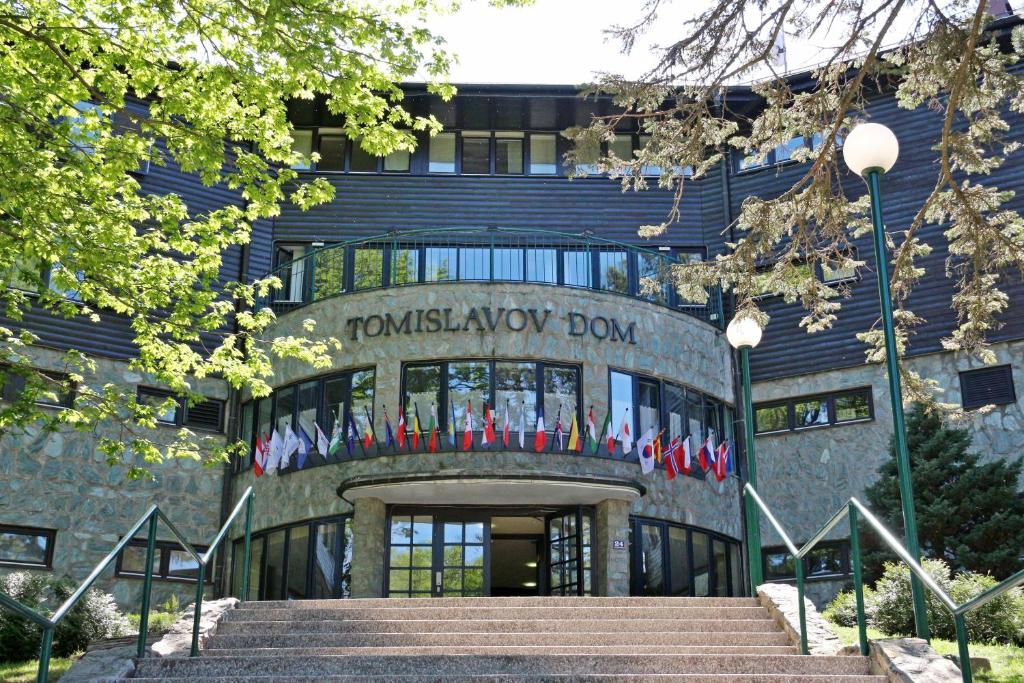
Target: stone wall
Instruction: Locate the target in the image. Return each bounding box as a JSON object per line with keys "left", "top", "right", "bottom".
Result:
{"left": 0, "top": 347, "right": 228, "bottom": 609}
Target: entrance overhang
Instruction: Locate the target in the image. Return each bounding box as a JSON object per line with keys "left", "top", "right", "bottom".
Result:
{"left": 338, "top": 471, "right": 645, "bottom": 506}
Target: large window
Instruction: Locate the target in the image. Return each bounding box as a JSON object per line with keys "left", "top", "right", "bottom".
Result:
{"left": 116, "top": 540, "right": 211, "bottom": 583}
{"left": 401, "top": 360, "right": 579, "bottom": 449}
{"left": 231, "top": 516, "right": 352, "bottom": 601}
{"left": 630, "top": 518, "right": 742, "bottom": 597}
{"left": 754, "top": 387, "right": 872, "bottom": 435}
{"left": 610, "top": 370, "right": 730, "bottom": 467}
{"left": 736, "top": 131, "right": 838, "bottom": 172}
{"left": 236, "top": 367, "right": 376, "bottom": 472}
{"left": 0, "top": 525, "right": 55, "bottom": 569}
{"left": 289, "top": 128, "right": 411, "bottom": 174}
{"left": 763, "top": 540, "right": 851, "bottom": 582}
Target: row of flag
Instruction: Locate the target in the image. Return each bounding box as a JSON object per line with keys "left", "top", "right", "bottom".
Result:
{"left": 251, "top": 400, "right": 734, "bottom": 483}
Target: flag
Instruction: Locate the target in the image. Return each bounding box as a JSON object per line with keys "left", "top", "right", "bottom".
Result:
{"left": 297, "top": 426, "right": 313, "bottom": 469}
{"left": 601, "top": 410, "right": 613, "bottom": 454}
{"left": 681, "top": 436, "right": 693, "bottom": 474}
{"left": 726, "top": 442, "right": 736, "bottom": 476}
{"left": 396, "top": 408, "right": 407, "bottom": 449}
{"left": 267, "top": 429, "right": 283, "bottom": 474}
{"left": 363, "top": 408, "right": 375, "bottom": 450}
{"left": 463, "top": 401, "right": 474, "bottom": 450}
{"left": 502, "top": 400, "right": 511, "bottom": 447}
{"left": 714, "top": 440, "right": 731, "bottom": 482}
{"left": 554, "top": 406, "right": 563, "bottom": 451}
{"left": 412, "top": 404, "right": 422, "bottom": 450}
{"left": 518, "top": 403, "right": 526, "bottom": 449}
{"left": 482, "top": 402, "right": 496, "bottom": 447}
{"left": 698, "top": 436, "right": 713, "bottom": 472}
{"left": 282, "top": 425, "right": 300, "bottom": 469}
{"left": 568, "top": 412, "right": 581, "bottom": 452}
{"left": 314, "top": 422, "right": 330, "bottom": 456}
{"left": 328, "top": 415, "right": 343, "bottom": 456}
{"left": 428, "top": 403, "right": 439, "bottom": 453}
{"left": 665, "top": 437, "right": 681, "bottom": 480}
{"left": 383, "top": 407, "right": 395, "bottom": 450}
{"left": 346, "top": 411, "right": 358, "bottom": 457}
{"left": 638, "top": 428, "right": 655, "bottom": 475}
{"left": 619, "top": 409, "right": 633, "bottom": 455}
{"left": 654, "top": 429, "right": 665, "bottom": 463}
{"left": 586, "top": 407, "right": 598, "bottom": 452}
{"left": 534, "top": 405, "right": 546, "bottom": 452}
{"left": 448, "top": 402, "right": 457, "bottom": 447}
{"left": 253, "top": 434, "right": 266, "bottom": 477}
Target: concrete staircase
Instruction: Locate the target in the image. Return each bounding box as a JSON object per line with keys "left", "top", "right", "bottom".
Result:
{"left": 130, "top": 597, "right": 883, "bottom": 681}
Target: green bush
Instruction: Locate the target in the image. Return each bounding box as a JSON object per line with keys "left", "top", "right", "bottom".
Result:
{"left": 824, "top": 586, "right": 876, "bottom": 627}
{"left": 946, "top": 572, "right": 1024, "bottom": 646}
{"left": 0, "top": 571, "right": 129, "bottom": 662}
{"left": 869, "top": 558, "right": 954, "bottom": 638}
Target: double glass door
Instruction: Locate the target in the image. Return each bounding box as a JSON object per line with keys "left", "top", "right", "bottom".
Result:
{"left": 387, "top": 513, "right": 488, "bottom": 597}
{"left": 387, "top": 508, "right": 592, "bottom": 597}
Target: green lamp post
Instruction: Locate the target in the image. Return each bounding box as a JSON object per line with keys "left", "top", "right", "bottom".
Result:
{"left": 727, "top": 314, "right": 764, "bottom": 594}
{"left": 842, "top": 122, "right": 930, "bottom": 639}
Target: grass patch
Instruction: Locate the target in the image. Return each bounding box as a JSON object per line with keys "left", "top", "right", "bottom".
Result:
{"left": 0, "top": 655, "right": 77, "bottom": 682}
{"left": 127, "top": 610, "right": 181, "bottom": 633}
{"left": 833, "top": 625, "right": 1024, "bottom": 683}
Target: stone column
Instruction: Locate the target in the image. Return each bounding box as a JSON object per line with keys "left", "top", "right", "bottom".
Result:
{"left": 350, "top": 497, "right": 388, "bottom": 598}
{"left": 594, "top": 498, "right": 631, "bottom": 596}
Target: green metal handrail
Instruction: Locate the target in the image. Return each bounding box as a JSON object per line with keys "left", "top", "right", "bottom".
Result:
{"left": 743, "top": 483, "right": 1024, "bottom": 683}
{"left": 0, "top": 487, "right": 254, "bottom": 683}
{"left": 258, "top": 226, "right": 725, "bottom": 328}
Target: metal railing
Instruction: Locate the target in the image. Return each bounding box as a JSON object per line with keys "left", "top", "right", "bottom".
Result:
{"left": 743, "top": 483, "right": 1024, "bottom": 683}
{"left": 258, "top": 227, "right": 725, "bottom": 328}
{"left": 0, "top": 487, "right": 255, "bottom": 683}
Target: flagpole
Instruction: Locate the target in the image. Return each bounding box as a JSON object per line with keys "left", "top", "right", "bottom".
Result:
{"left": 352, "top": 408, "right": 368, "bottom": 459}
{"left": 593, "top": 405, "right": 607, "bottom": 455}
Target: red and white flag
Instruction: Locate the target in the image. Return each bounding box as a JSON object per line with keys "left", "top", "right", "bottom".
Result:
{"left": 534, "top": 406, "right": 546, "bottom": 452}
{"left": 253, "top": 434, "right": 266, "bottom": 477}
{"left": 619, "top": 409, "right": 633, "bottom": 455}
{"left": 482, "top": 402, "right": 496, "bottom": 447}
{"left": 502, "top": 402, "right": 511, "bottom": 447}
{"left": 463, "top": 401, "right": 474, "bottom": 450}
{"left": 396, "top": 408, "right": 407, "bottom": 449}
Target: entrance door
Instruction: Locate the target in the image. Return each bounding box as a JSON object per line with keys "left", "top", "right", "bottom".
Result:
{"left": 434, "top": 516, "right": 489, "bottom": 597}
{"left": 544, "top": 508, "right": 592, "bottom": 596}
{"left": 386, "top": 512, "right": 489, "bottom": 597}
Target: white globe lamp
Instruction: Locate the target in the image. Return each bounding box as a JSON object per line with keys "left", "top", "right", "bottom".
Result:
{"left": 842, "top": 122, "right": 899, "bottom": 176}
{"left": 726, "top": 316, "right": 763, "bottom": 350}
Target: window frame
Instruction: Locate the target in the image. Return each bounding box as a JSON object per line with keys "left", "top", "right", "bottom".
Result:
{"left": 0, "top": 524, "right": 56, "bottom": 569}
{"left": 136, "top": 386, "right": 225, "bottom": 433}
{"left": 628, "top": 516, "right": 742, "bottom": 597}
{"left": 114, "top": 538, "right": 212, "bottom": 583}
{"left": 753, "top": 387, "right": 874, "bottom": 435}
{"left": 734, "top": 131, "right": 842, "bottom": 174}
{"left": 289, "top": 127, "right": 412, "bottom": 175}
{"left": 762, "top": 540, "right": 851, "bottom": 582}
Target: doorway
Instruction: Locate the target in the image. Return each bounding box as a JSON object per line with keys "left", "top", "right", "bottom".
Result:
{"left": 385, "top": 506, "right": 592, "bottom": 597}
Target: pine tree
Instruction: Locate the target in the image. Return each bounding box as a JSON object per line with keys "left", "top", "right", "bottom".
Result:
{"left": 862, "top": 403, "right": 1024, "bottom": 582}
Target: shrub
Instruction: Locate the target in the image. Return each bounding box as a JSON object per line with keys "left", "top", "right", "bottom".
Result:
{"left": 869, "top": 558, "right": 954, "bottom": 638}
{"left": 0, "top": 571, "right": 129, "bottom": 662}
{"left": 824, "top": 586, "right": 875, "bottom": 627}
{"left": 947, "top": 571, "right": 1024, "bottom": 646}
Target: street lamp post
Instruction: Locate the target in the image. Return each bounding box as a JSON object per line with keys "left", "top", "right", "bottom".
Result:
{"left": 727, "top": 315, "right": 764, "bottom": 595}
{"left": 843, "top": 122, "right": 930, "bottom": 640}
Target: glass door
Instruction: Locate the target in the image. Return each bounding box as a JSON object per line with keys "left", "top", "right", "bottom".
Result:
{"left": 544, "top": 508, "right": 592, "bottom": 595}
{"left": 435, "top": 517, "right": 488, "bottom": 597}
{"left": 387, "top": 512, "right": 489, "bottom": 597}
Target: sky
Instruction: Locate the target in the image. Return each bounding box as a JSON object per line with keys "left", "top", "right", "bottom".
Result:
{"left": 425, "top": 0, "right": 844, "bottom": 85}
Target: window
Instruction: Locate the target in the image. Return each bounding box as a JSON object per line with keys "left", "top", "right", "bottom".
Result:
{"left": 563, "top": 250, "right": 592, "bottom": 288}
{"left": 763, "top": 541, "right": 850, "bottom": 581}
{"left": 348, "top": 137, "right": 377, "bottom": 173}
{"left": 137, "top": 387, "right": 225, "bottom": 432}
{"left": 429, "top": 133, "right": 456, "bottom": 173}
{"left": 637, "top": 252, "right": 668, "bottom": 304}
{"left": 3, "top": 255, "right": 42, "bottom": 293}
{"left": 231, "top": 516, "right": 352, "bottom": 600}
{"left": 736, "top": 131, "right": 841, "bottom": 172}
{"left": 391, "top": 247, "right": 420, "bottom": 285}
{"left": 0, "top": 367, "right": 74, "bottom": 408}
{"left": 529, "top": 134, "right": 557, "bottom": 174}
{"left": 401, "top": 360, "right": 579, "bottom": 449}
{"left": 598, "top": 251, "right": 629, "bottom": 293}
{"left": 630, "top": 517, "right": 741, "bottom": 597}
{"left": 317, "top": 131, "right": 346, "bottom": 171}
{"left": 822, "top": 251, "right": 859, "bottom": 283}
{"left": 290, "top": 129, "right": 313, "bottom": 170}
{"left": 47, "top": 264, "right": 84, "bottom": 301}
{"left": 752, "top": 262, "right": 813, "bottom": 299}
{"left": 638, "top": 135, "right": 663, "bottom": 176}
{"left": 115, "top": 539, "right": 211, "bottom": 582}
{"left": 384, "top": 148, "right": 411, "bottom": 172}
{"left": 461, "top": 131, "right": 490, "bottom": 174}
{"left": 494, "top": 132, "right": 524, "bottom": 174}
{"left": 960, "top": 365, "right": 1016, "bottom": 410}
{"left": 275, "top": 245, "right": 308, "bottom": 303}
{"left": 353, "top": 248, "right": 384, "bottom": 290}
{"left": 526, "top": 248, "right": 557, "bottom": 284}
{"left": 388, "top": 514, "right": 433, "bottom": 597}
{"left": 754, "top": 388, "right": 873, "bottom": 434}
{"left": 0, "top": 525, "right": 55, "bottom": 568}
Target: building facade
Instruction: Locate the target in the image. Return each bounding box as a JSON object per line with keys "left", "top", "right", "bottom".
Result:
{"left": 2, "top": 83, "right": 1022, "bottom": 610}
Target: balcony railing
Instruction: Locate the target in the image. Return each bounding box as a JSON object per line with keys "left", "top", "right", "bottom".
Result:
{"left": 259, "top": 227, "right": 724, "bottom": 328}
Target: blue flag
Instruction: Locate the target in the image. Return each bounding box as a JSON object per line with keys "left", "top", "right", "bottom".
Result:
{"left": 346, "top": 410, "right": 358, "bottom": 456}
{"left": 297, "top": 426, "right": 314, "bottom": 469}
{"left": 384, "top": 408, "right": 395, "bottom": 449}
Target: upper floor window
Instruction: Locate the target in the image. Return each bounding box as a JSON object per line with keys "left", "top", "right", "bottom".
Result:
{"left": 737, "top": 131, "right": 840, "bottom": 172}
{"left": 0, "top": 524, "right": 56, "bottom": 569}
{"left": 137, "top": 387, "right": 225, "bottom": 432}
{"left": 0, "top": 366, "right": 74, "bottom": 408}
{"left": 290, "top": 128, "right": 410, "bottom": 174}
{"left": 754, "top": 387, "right": 872, "bottom": 435}
{"left": 430, "top": 131, "right": 549, "bottom": 176}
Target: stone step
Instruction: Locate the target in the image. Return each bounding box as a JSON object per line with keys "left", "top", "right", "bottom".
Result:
{"left": 206, "top": 630, "right": 795, "bottom": 649}
{"left": 215, "top": 618, "right": 784, "bottom": 635}
{"left": 202, "top": 645, "right": 801, "bottom": 656}
{"left": 131, "top": 654, "right": 874, "bottom": 678}
{"left": 222, "top": 606, "right": 771, "bottom": 622}
{"left": 237, "top": 597, "right": 763, "bottom": 609}
{"left": 124, "top": 676, "right": 886, "bottom": 682}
